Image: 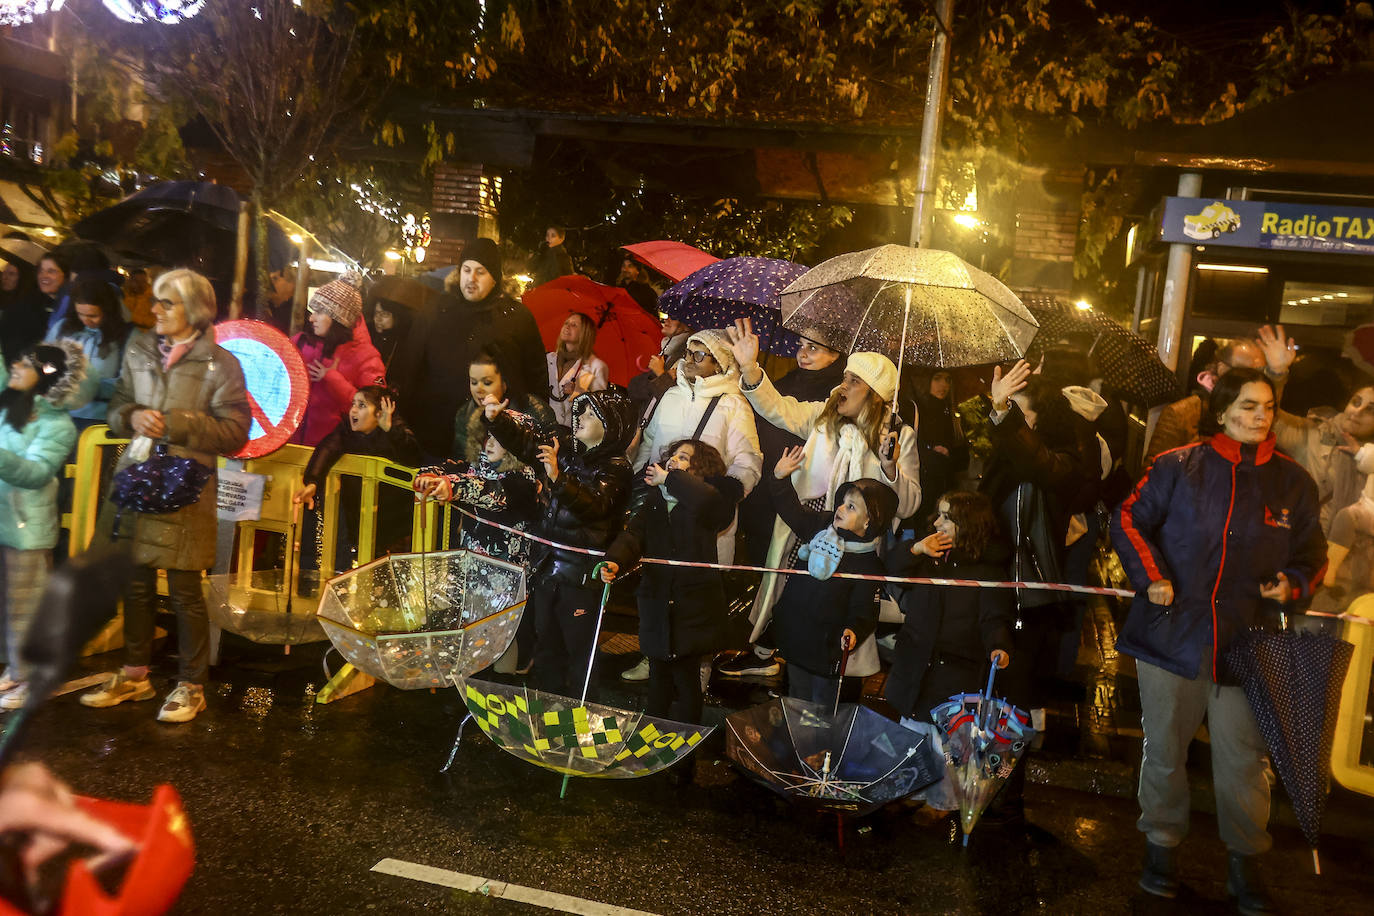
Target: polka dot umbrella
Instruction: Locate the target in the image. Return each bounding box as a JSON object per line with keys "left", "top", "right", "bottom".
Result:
{"left": 660, "top": 256, "right": 806, "bottom": 356}
{"left": 1021, "top": 294, "right": 1183, "bottom": 408}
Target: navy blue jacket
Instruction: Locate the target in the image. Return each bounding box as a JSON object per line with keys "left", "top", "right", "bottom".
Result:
{"left": 1111, "top": 433, "right": 1327, "bottom": 683}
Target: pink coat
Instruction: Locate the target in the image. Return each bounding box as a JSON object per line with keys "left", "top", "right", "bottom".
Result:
{"left": 291, "top": 320, "right": 387, "bottom": 446}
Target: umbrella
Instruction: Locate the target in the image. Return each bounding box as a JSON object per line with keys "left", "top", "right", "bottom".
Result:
{"left": 1224, "top": 626, "right": 1355, "bottom": 874}
{"left": 368, "top": 275, "right": 440, "bottom": 314}
{"left": 930, "top": 667, "right": 1037, "bottom": 845}
{"left": 419, "top": 264, "right": 456, "bottom": 292}
{"left": 315, "top": 548, "right": 527, "bottom": 690}
{"left": 0, "top": 236, "right": 48, "bottom": 266}
{"left": 724, "top": 697, "right": 945, "bottom": 816}
{"left": 779, "top": 244, "right": 1039, "bottom": 370}
{"left": 523, "top": 275, "right": 661, "bottom": 387}
{"left": 1021, "top": 294, "right": 1183, "bottom": 407}
{"left": 622, "top": 240, "right": 719, "bottom": 283}
{"left": 204, "top": 568, "right": 325, "bottom": 646}
{"left": 458, "top": 678, "right": 714, "bottom": 781}
{"left": 660, "top": 256, "right": 805, "bottom": 356}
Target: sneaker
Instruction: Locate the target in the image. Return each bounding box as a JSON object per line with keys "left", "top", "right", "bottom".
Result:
{"left": 157, "top": 682, "right": 206, "bottom": 723}
{"left": 80, "top": 671, "right": 157, "bottom": 708}
{"left": 620, "top": 658, "right": 650, "bottom": 682}
{"left": 0, "top": 672, "right": 20, "bottom": 694}
{"left": 716, "top": 650, "right": 781, "bottom": 678}
{"left": 0, "top": 683, "right": 29, "bottom": 710}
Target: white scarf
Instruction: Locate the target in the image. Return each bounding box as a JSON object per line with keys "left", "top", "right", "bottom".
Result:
{"left": 820, "top": 423, "right": 875, "bottom": 509}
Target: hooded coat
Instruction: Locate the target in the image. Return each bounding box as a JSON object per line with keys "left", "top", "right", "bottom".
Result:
{"left": 485, "top": 389, "right": 635, "bottom": 586}
{"left": 99, "top": 330, "right": 250, "bottom": 570}
{"left": 291, "top": 319, "right": 387, "bottom": 447}
{"left": 768, "top": 474, "right": 897, "bottom": 678}
{"left": 0, "top": 354, "right": 83, "bottom": 551}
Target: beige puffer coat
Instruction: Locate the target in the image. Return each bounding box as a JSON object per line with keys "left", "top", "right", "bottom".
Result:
{"left": 98, "top": 329, "right": 250, "bottom": 570}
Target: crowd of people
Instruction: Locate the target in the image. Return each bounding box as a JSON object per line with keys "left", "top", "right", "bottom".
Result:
{"left": 1, "top": 229, "right": 1362, "bottom": 913}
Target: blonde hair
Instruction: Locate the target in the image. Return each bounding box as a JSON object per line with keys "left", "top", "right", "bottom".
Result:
{"left": 816, "top": 386, "right": 889, "bottom": 454}
{"left": 561, "top": 312, "right": 597, "bottom": 362}
{"left": 152, "top": 268, "right": 217, "bottom": 331}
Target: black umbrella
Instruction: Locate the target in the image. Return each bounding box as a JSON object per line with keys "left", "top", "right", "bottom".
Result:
{"left": 1224, "top": 625, "right": 1355, "bottom": 874}
{"left": 1022, "top": 294, "right": 1182, "bottom": 407}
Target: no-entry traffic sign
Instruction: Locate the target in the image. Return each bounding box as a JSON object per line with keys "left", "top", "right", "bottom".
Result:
{"left": 214, "top": 320, "right": 309, "bottom": 458}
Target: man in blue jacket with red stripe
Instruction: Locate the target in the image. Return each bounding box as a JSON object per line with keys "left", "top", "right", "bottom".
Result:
{"left": 1112, "top": 368, "right": 1326, "bottom": 915}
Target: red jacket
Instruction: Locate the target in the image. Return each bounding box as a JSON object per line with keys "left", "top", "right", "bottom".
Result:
{"left": 291, "top": 321, "right": 387, "bottom": 447}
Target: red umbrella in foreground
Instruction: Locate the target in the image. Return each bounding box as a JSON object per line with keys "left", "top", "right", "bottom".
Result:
{"left": 622, "top": 240, "right": 719, "bottom": 283}
{"left": 523, "top": 275, "right": 661, "bottom": 387}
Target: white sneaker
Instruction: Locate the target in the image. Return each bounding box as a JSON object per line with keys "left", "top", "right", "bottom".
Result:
{"left": 0, "top": 671, "right": 20, "bottom": 694}
{"left": 157, "top": 682, "right": 206, "bottom": 723}
{"left": 620, "top": 658, "right": 650, "bottom": 682}
{"left": 0, "top": 683, "right": 29, "bottom": 710}
{"left": 80, "top": 671, "right": 157, "bottom": 708}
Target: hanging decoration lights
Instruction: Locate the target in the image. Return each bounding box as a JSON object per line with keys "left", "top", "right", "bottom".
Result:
{"left": 0, "top": 2, "right": 66, "bottom": 28}
{"left": 401, "top": 213, "right": 431, "bottom": 264}
{"left": 101, "top": 0, "right": 205, "bottom": 24}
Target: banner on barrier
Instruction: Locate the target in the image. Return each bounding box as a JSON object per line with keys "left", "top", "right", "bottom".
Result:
{"left": 218, "top": 469, "right": 267, "bottom": 521}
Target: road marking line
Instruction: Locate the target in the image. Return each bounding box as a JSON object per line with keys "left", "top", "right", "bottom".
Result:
{"left": 371, "top": 859, "right": 660, "bottom": 916}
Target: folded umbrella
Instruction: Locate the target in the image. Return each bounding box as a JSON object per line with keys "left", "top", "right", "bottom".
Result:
{"left": 660, "top": 256, "right": 805, "bottom": 356}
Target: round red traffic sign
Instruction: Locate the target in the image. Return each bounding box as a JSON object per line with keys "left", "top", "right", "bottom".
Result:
{"left": 214, "top": 320, "right": 310, "bottom": 458}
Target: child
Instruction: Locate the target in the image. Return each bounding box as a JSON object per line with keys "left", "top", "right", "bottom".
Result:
{"left": 600, "top": 439, "right": 742, "bottom": 724}
{"left": 484, "top": 387, "right": 634, "bottom": 695}
{"left": 768, "top": 445, "right": 897, "bottom": 705}
{"left": 294, "top": 385, "right": 422, "bottom": 569}
{"left": 413, "top": 412, "right": 541, "bottom": 568}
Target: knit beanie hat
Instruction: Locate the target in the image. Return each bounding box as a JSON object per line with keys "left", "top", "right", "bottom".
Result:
{"left": 461, "top": 238, "right": 504, "bottom": 288}
{"left": 29, "top": 340, "right": 89, "bottom": 408}
{"left": 308, "top": 274, "right": 364, "bottom": 330}
{"left": 836, "top": 478, "right": 899, "bottom": 540}
{"left": 686, "top": 329, "right": 737, "bottom": 377}
{"left": 844, "top": 352, "right": 898, "bottom": 404}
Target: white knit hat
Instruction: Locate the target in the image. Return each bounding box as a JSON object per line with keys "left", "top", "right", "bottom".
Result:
{"left": 844, "top": 352, "right": 898, "bottom": 404}
{"left": 686, "top": 329, "right": 737, "bottom": 377}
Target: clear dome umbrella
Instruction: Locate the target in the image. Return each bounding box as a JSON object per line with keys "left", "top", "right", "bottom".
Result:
{"left": 205, "top": 568, "right": 326, "bottom": 646}
{"left": 316, "top": 549, "right": 526, "bottom": 690}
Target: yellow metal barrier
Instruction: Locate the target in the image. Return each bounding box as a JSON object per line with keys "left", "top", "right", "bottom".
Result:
{"left": 1331, "top": 595, "right": 1374, "bottom": 797}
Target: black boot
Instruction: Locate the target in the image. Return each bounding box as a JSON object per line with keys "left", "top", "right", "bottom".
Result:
{"left": 1139, "top": 842, "right": 1179, "bottom": 898}
{"left": 1226, "top": 852, "right": 1276, "bottom": 915}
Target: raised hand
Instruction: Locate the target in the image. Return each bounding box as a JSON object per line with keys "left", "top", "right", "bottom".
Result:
{"left": 483, "top": 395, "right": 510, "bottom": 421}
{"left": 644, "top": 463, "right": 669, "bottom": 486}
{"left": 774, "top": 444, "right": 806, "bottom": 480}
{"left": 294, "top": 483, "right": 318, "bottom": 510}
{"left": 537, "top": 436, "right": 561, "bottom": 482}
{"left": 1256, "top": 324, "right": 1297, "bottom": 376}
{"left": 912, "top": 531, "right": 953, "bottom": 558}
{"left": 990, "top": 360, "right": 1033, "bottom": 411}
{"left": 378, "top": 396, "right": 395, "bottom": 432}
{"left": 726, "top": 317, "right": 761, "bottom": 374}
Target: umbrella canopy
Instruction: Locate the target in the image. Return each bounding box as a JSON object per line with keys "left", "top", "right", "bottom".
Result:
{"left": 367, "top": 275, "right": 440, "bottom": 314}
{"left": 622, "top": 240, "right": 719, "bottom": 283}
{"left": 316, "top": 549, "right": 527, "bottom": 690}
{"left": 523, "top": 275, "right": 661, "bottom": 387}
{"left": 1225, "top": 627, "right": 1355, "bottom": 871}
{"left": 205, "top": 569, "right": 325, "bottom": 646}
{"left": 460, "top": 677, "right": 712, "bottom": 779}
{"left": 1022, "top": 294, "right": 1182, "bottom": 408}
{"left": 931, "top": 675, "right": 1037, "bottom": 844}
{"left": 724, "top": 698, "right": 945, "bottom": 815}
{"left": 780, "top": 244, "right": 1038, "bottom": 369}
{"left": 660, "top": 256, "right": 805, "bottom": 357}
{"left": 0, "top": 236, "right": 48, "bottom": 266}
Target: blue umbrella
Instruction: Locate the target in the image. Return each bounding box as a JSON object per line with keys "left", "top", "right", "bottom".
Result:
{"left": 659, "top": 256, "right": 806, "bottom": 357}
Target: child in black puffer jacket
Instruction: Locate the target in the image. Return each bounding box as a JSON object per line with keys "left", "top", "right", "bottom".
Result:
{"left": 601, "top": 439, "right": 742, "bottom": 725}
{"left": 768, "top": 445, "right": 898, "bottom": 706}
{"left": 484, "top": 388, "right": 635, "bottom": 696}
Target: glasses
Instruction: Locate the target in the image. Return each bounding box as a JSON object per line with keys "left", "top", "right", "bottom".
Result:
{"left": 684, "top": 349, "right": 715, "bottom": 365}
{"left": 152, "top": 298, "right": 184, "bottom": 311}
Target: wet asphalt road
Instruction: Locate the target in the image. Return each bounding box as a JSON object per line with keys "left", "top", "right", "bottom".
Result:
{"left": 16, "top": 631, "right": 1374, "bottom": 915}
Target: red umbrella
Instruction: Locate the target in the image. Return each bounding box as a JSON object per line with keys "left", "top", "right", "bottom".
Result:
{"left": 622, "top": 240, "right": 719, "bottom": 283}
{"left": 523, "top": 275, "right": 661, "bottom": 387}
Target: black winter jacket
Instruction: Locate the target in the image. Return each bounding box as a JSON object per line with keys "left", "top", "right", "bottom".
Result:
{"left": 769, "top": 474, "right": 884, "bottom": 678}
{"left": 486, "top": 408, "right": 633, "bottom": 585}
{"left": 604, "top": 470, "right": 743, "bottom": 659}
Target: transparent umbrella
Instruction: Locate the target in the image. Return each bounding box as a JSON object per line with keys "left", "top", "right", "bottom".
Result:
{"left": 205, "top": 569, "right": 326, "bottom": 646}
{"left": 316, "top": 549, "right": 526, "bottom": 690}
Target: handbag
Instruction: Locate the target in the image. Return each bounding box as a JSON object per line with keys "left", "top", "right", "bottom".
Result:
{"left": 111, "top": 443, "right": 213, "bottom": 514}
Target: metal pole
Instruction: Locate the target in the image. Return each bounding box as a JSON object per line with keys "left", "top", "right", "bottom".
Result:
{"left": 291, "top": 238, "right": 311, "bottom": 336}
{"left": 909, "top": 0, "right": 955, "bottom": 248}
{"left": 1156, "top": 172, "right": 1203, "bottom": 370}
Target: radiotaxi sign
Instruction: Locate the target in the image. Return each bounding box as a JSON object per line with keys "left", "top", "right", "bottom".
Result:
{"left": 1162, "top": 197, "right": 1374, "bottom": 256}
{"left": 213, "top": 320, "right": 309, "bottom": 458}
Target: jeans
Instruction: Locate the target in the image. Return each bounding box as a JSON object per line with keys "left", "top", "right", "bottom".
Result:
{"left": 123, "top": 566, "right": 211, "bottom": 685}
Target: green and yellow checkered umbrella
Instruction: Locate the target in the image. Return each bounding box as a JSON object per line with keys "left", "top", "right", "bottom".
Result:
{"left": 460, "top": 677, "right": 713, "bottom": 780}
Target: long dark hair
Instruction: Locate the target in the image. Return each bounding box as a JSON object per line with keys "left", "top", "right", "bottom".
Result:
{"left": 1202, "top": 367, "right": 1276, "bottom": 437}
{"left": 61, "top": 276, "right": 129, "bottom": 357}
{"left": 469, "top": 342, "right": 528, "bottom": 406}
{"left": 299, "top": 319, "right": 353, "bottom": 359}
{"left": 1, "top": 258, "right": 36, "bottom": 302}
{"left": 932, "top": 490, "right": 1002, "bottom": 563}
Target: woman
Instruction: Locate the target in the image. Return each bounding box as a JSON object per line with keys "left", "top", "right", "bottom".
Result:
{"left": 0, "top": 255, "right": 51, "bottom": 367}
{"left": 453, "top": 344, "right": 556, "bottom": 463}
{"left": 1111, "top": 367, "right": 1325, "bottom": 910}
{"left": 291, "top": 276, "right": 386, "bottom": 447}
{"left": 914, "top": 369, "right": 969, "bottom": 506}
{"left": 47, "top": 276, "right": 130, "bottom": 431}
{"left": 546, "top": 311, "right": 608, "bottom": 428}
{"left": 80, "top": 268, "right": 250, "bottom": 725}
{"left": 33, "top": 253, "right": 72, "bottom": 339}
{"left": 727, "top": 317, "right": 918, "bottom": 688}
{"left": 365, "top": 298, "right": 411, "bottom": 374}
{"left": 0, "top": 342, "right": 85, "bottom": 710}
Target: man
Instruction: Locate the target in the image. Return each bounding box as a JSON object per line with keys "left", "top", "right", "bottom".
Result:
{"left": 530, "top": 225, "right": 574, "bottom": 287}
{"left": 617, "top": 256, "right": 659, "bottom": 317}
{"left": 393, "top": 238, "right": 548, "bottom": 457}
{"left": 263, "top": 267, "right": 298, "bottom": 334}
{"left": 1145, "top": 338, "right": 1265, "bottom": 463}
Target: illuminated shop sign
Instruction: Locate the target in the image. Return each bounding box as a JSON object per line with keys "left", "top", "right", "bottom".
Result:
{"left": 1162, "top": 197, "right": 1374, "bottom": 255}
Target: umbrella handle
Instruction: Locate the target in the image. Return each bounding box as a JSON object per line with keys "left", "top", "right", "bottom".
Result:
{"left": 832, "top": 637, "right": 852, "bottom": 717}
{"left": 576, "top": 563, "right": 614, "bottom": 705}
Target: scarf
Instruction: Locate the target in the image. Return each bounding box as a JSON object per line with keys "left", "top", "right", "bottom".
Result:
{"left": 158, "top": 331, "right": 200, "bottom": 370}
{"left": 796, "top": 525, "right": 880, "bottom": 580}
{"left": 820, "top": 423, "right": 876, "bottom": 510}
